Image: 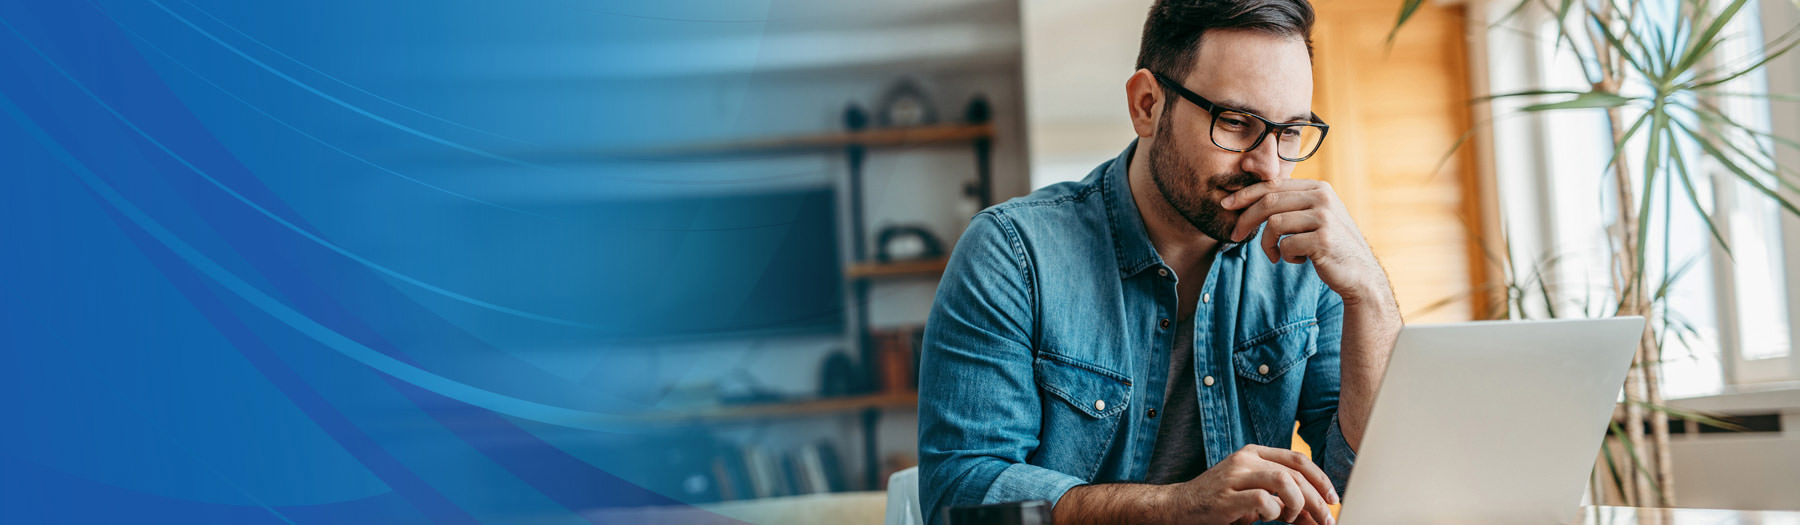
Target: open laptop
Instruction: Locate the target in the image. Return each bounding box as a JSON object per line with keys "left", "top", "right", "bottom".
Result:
{"left": 1336, "top": 316, "right": 1646, "bottom": 525}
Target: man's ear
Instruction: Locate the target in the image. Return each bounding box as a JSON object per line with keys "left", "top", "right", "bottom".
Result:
{"left": 1125, "top": 69, "right": 1163, "bottom": 139}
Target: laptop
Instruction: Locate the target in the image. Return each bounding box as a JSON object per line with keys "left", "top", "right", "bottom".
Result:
{"left": 1336, "top": 316, "right": 1646, "bottom": 525}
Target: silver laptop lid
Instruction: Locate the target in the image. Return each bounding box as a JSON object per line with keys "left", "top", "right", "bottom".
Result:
{"left": 1337, "top": 317, "right": 1645, "bottom": 525}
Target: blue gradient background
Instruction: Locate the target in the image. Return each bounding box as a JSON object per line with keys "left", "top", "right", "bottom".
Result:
{"left": 0, "top": 0, "right": 841, "bottom": 521}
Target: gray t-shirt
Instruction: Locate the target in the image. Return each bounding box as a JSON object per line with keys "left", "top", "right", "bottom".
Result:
{"left": 1144, "top": 314, "right": 1206, "bottom": 484}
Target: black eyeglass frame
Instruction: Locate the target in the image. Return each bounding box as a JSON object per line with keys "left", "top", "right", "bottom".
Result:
{"left": 1152, "top": 72, "right": 1330, "bottom": 162}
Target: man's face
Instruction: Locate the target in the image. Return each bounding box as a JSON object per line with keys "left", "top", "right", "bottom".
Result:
{"left": 1147, "top": 29, "right": 1314, "bottom": 242}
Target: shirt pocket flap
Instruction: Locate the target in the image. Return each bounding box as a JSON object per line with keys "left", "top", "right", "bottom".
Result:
{"left": 1034, "top": 351, "right": 1131, "bottom": 419}
{"left": 1232, "top": 319, "right": 1320, "bottom": 384}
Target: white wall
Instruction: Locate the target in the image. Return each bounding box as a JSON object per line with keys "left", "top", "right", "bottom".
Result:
{"left": 1768, "top": 0, "right": 1800, "bottom": 385}
{"left": 1020, "top": 0, "right": 1154, "bottom": 189}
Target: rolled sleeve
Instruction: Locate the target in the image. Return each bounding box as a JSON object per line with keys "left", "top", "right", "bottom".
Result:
{"left": 984, "top": 463, "right": 1086, "bottom": 507}
{"left": 1320, "top": 413, "right": 1357, "bottom": 497}
{"left": 1298, "top": 285, "right": 1356, "bottom": 499}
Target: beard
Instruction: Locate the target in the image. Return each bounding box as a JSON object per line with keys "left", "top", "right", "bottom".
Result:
{"left": 1147, "top": 114, "right": 1263, "bottom": 243}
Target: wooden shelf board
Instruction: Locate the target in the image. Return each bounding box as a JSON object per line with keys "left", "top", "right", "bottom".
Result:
{"left": 605, "top": 123, "right": 994, "bottom": 159}
{"left": 631, "top": 392, "right": 919, "bottom": 423}
{"left": 844, "top": 258, "right": 948, "bottom": 280}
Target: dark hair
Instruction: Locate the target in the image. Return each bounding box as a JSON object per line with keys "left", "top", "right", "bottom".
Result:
{"left": 1136, "top": 0, "right": 1315, "bottom": 85}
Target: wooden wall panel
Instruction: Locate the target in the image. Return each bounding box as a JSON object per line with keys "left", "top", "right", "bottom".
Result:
{"left": 1297, "top": 0, "right": 1491, "bottom": 322}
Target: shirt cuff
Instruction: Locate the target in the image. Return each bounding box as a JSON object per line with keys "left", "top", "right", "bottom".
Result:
{"left": 1323, "top": 414, "right": 1358, "bottom": 498}
{"left": 983, "top": 462, "right": 1087, "bottom": 508}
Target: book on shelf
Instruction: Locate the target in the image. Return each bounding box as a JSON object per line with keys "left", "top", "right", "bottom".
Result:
{"left": 741, "top": 446, "right": 787, "bottom": 499}
{"left": 716, "top": 441, "right": 849, "bottom": 500}
{"left": 872, "top": 325, "right": 925, "bottom": 394}
{"left": 788, "top": 441, "right": 845, "bottom": 495}
{"left": 712, "top": 446, "right": 753, "bottom": 501}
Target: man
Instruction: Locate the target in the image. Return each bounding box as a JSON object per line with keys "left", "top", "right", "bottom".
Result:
{"left": 916, "top": 1, "right": 1403, "bottom": 523}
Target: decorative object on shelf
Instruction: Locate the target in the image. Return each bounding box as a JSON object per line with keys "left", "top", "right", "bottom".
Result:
{"left": 844, "top": 103, "right": 870, "bottom": 132}
{"left": 818, "top": 350, "right": 865, "bottom": 397}
{"left": 874, "top": 224, "right": 944, "bottom": 263}
{"left": 963, "top": 94, "right": 995, "bottom": 213}
{"left": 717, "top": 365, "right": 785, "bottom": 406}
{"left": 963, "top": 94, "right": 991, "bottom": 125}
{"left": 870, "top": 325, "right": 925, "bottom": 394}
{"left": 877, "top": 77, "right": 937, "bottom": 127}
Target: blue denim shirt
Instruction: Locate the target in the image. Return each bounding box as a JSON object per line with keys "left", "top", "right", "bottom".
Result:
{"left": 917, "top": 141, "right": 1355, "bottom": 523}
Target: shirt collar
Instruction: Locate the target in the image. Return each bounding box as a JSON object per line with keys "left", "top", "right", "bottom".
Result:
{"left": 1100, "top": 139, "right": 1246, "bottom": 280}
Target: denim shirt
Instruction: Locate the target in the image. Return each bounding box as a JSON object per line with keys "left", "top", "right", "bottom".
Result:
{"left": 917, "top": 141, "right": 1356, "bottom": 524}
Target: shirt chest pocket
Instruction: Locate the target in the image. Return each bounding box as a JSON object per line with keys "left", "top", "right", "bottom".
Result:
{"left": 1232, "top": 319, "right": 1318, "bottom": 445}
{"left": 1032, "top": 351, "right": 1131, "bottom": 480}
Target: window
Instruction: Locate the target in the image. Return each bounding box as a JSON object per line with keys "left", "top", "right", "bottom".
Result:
{"left": 1474, "top": 0, "right": 1799, "bottom": 398}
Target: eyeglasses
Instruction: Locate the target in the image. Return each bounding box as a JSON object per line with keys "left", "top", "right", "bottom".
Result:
{"left": 1152, "top": 72, "right": 1329, "bottom": 162}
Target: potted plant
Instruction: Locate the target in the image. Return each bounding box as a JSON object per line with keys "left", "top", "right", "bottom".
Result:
{"left": 1391, "top": 0, "right": 1800, "bottom": 507}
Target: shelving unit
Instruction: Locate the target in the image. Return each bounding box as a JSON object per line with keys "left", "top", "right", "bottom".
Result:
{"left": 840, "top": 98, "right": 993, "bottom": 490}
{"left": 609, "top": 101, "right": 994, "bottom": 492}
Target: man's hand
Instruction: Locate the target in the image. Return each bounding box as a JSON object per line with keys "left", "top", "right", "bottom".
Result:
{"left": 1053, "top": 445, "right": 1337, "bottom": 525}
{"left": 1223, "top": 179, "right": 1403, "bottom": 450}
{"left": 1166, "top": 445, "right": 1338, "bottom": 525}
{"left": 1221, "top": 180, "right": 1387, "bottom": 307}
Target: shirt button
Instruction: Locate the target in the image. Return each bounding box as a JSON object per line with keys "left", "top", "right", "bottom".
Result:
{"left": 1258, "top": 364, "right": 1271, "bottom": 375}
{"left": 1159, "top": 318, "right": 1170, "bottom": 329}
{"left": 1094, "top": 399, "right": 1107, "bottom": 411}
{"left": 1157, "top": 268, "right": 1169, "bottom": 278}
{"left": 1202, "top": 375, "right": 1215, "bottom": 387}
{"left": 1202, "top": 292, "right": 1211, "bottom": 303}
{"left": 1147, "top": 408, "right": 1158, "bottom": 418}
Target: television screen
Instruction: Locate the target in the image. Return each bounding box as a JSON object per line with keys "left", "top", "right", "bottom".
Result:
{"left": 580, "top": 186, "right": 845, "bottom": 340}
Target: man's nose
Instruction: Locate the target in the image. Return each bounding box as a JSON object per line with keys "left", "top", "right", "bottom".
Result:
{"left": 1240, "top": 132, "right": 1287, "bottom": 182}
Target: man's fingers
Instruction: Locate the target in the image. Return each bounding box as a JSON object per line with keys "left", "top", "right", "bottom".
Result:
{"left": 1229, "top": 188, "right": 1322, "bottom": 242}
{"left": 1251, "top": 490, "right": 1283, "bottom": 523}
{"left": 1261, "top": 211, "right": 1323, "bottom": 263}
{"left": 1257, "top": 468, "right": 1306, "bottom": 523}
{"left": 1227, "top": 490, "right": 1278, "bottom": 525}
{"left": 1286, "top": 468, "right": 1333, "bottom": 525}
{"left": 1250, "top": 446, "right": 1340, "bottom": 505}
{"left": 1274, "top": 231, "right": 1325, "bottom": 264}
{"left": 1222, "top": 179, "right": 1315, "bottom": 210}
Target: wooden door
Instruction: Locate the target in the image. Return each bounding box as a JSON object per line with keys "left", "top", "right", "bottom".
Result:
{"left": 1297, "top": 0, "right": 1493, "bottom": 322}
